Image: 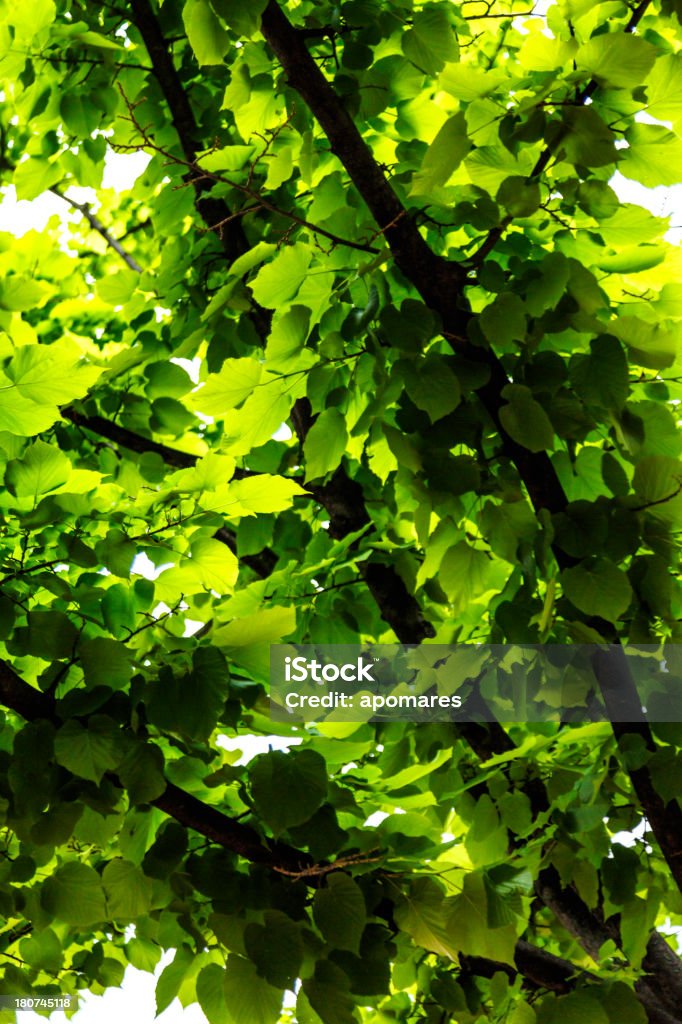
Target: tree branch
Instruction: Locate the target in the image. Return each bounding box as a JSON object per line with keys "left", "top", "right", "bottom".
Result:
{"left": 51, "top": 188, "right": 143, "bottom": 273}
{"left": 125, "top": 3, "right": 682, "bottom": 904}
{"left": 127, "top": 0, "right": 434, "bottom": 645}
{"left": 0, "top": 658, "right": 309, "bottom": 874}
{"left": 260, "top": 0, "right": 571, "bottom": 521}
{"left": 464, "top": 938, "right": 682, "bottom": 1024}
{"left": 290, "top": 399, "right": 435, "bottom": 642}
{"left": 62, "top": 408, "right": 276, "bottom": 578}
{"left": 470, "top": 0, "right": 654, "bottom": 260}
{"left": 128, "top": 0, "right": 261, "bottom": 275}
{"left": 63, "top": 407, "right": 198, "bottom": 468}
{"left": 0, "top": 656, "right": 677, "bottom": 1022}
{"left": 258, "top": 0, "right": 682, "bottom": 904}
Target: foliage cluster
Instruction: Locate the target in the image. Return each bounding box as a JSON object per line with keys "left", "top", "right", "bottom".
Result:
{"left": 0, "top": 0, "right": 681, "bottom": 1022}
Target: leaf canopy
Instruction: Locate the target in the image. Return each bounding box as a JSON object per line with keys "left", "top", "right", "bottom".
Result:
{"left": 0, "top": 0, "right": 680, "bottom": 1021}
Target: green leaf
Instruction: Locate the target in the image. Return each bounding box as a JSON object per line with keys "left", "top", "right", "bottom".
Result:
{"left": 251, "top": 244, "right": 312, "bottom": 309}
{"left": 395, "top": 878, "right": 460, "bottom": 959}
{"left": 570, "top": 336, "right": 629, "bottom": 411}
{"left": 102, "top": 582, "right": 137, "bottom": 639}
{"left": 249, "top": 749, "right": 327, "bottom": 835}
{"left": 183, "top": 0, "right": 229, "bottom": 64}
{"left": 480, "top": 294, "right": 527, "bottom": 348}
{"left": 6, "top": 342, "right": 101, "bottom": 405}
{"left": 222, "top": 955, "right": 283, "bottom": 1024}
{"left": 197, "top": 963, "right": 229, "bottom": 1024}
{"left": 220, "top": 385, "right": 296, "bottom": 456}
{"left": 210, "top": 0, "right": 268, "bottom": 37}
{"left": 42, "top": 862, "right": 106, "bottom": 927}
{"left": 245, "top": 910, "right": 303, "bottom": 987}
{"left": 611, "top": 316, "right": 678, "bottom": 369}
{"left": 213, "top": 605, "right": 296, "bottom": 677}
{"left": 20, "top": 928, "right": 63, "bottom": 973}
{"left": 497, "top": 176, "right": 541, "bottom": 218}
{"left": 438, "top": 64, "right": 507, "bottom": 102}
{"left": 560, "top": 107, "right": 616, "bottom": 168}
{"left": 265, "top": 305, "right": 310, "bottom": 369}
{"left": 439, "top": 542, "right": 492, "bottom": 612}
{"left": 499, "top": 385, "right": 554, "bottom": 452}
{"left": 5, "top": 440, "right": 71, "bottom": 499}
{"left": 193, "top": 358, "right": 263, "bottom": 415}
{"left": 561, "top": 558, "right": 634, "bottom": 620}
{"left": 577, "top": 180, "right": 620, "bottom": 220}
{"left": 447, "top": 871, "right": 517, "bottom": 964}
{"left": 541, "top": 991, "right": 609, "bottom": 1024}
{"left": 118, "top": 742, "right": 167, "bottom": 804}
{"left": 301, "top": 961, "right": 359, "bottom": 1024}
{"left": 0, "top": 274, "right": 50, "bottom": 311}
{"left": 79, "top": 637, "right": 132, "bottom": 690}
{"left": 596, "top": 245, "right": 666, "bottom": 274}
{"left": 156, "top": 949, "right": 194, "bottom": 1015}
{"left": 54, "top": 716, "right": 123, "bottom": 784}
{"left": 227, "top": 474, "right": 307, "bottom": 514}
{"left": 633, "top": 456, "right": 682, "bottom": 522}
{"left": 229, "top": 242, "right": 278, "bottom": 280}
{"left": 126, "top": 937, "right": 162, "bottom": 973}
{"left": 97, "top": 269, "right": 138, "bottom": 305}
{"left": 190, "top": 536, "right": 239, "bottom": 590}
{"left": 645, "top": 52, "right": 682, "bottom": 127}
{"left": 0, "top": 375, "right": 61, "bottom": 436}
{"left": 303, "top": 409, "right": 348, "bottom": 480}
{"left": 575, "top": 34, "right": 656, "bottom": 88}
{"left": 405, "top": 355, "right": 461, "bottom": 422}
{"left": 13, "top": 156, "right": 61, "bottom": 201}
{"left": 464, "top": 795, "right": 508, "bottom": 866}
{"left": 103, "top": 859, "right": 152, "bottom": 919}
{"left": 313, "top": 873, "right": 367, "bottom": 953}
{"left": 620, "top": 123, "right": 682, "bottom": 187}
{"left": 402, "top": 6, "right": 459, "bottom": 74}
{"left": 410, "top": 113, "right": 470, "bottom": 194}
{"left": 199, "top": 145, "right": 255, "bottom": 173}
{"left": 25, "top": 609, "right": 78, "bottom": 660}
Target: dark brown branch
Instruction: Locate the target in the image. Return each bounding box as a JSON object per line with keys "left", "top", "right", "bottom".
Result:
{"left": 260, "top": 1, "right": 570, "bottom": 522}
{"left": 62, "top": 408, "right": 277, "bottom": 578}
{"left": 515, "top": 939, "right": 682, "bottom": 1024}
{"left": 2, "top": 656, "right": 682, "bottom": 1022}
{"left": 471, "top": 0, "right": 654, "bottom": 260}
{"left": 261, "top": 1, "right": 455, "bottom": 313}
{"left": 115, "top": 95, "right": 380, "bottom": 255}
{"left": 63, "top": 407, "right": 197, "bottom": 468}
{"left": 459, "top": 938, "right": 680, "bottom": 1023}
{"left": 128, "top": 0, "right": 257, "bottom": 270}
{"left": 537, "top": 866, "right": 682, "bottom": 1024}
{"left": 0, "top": 658, "right": 309, "bottom": 874}
{"left": 290, "top": 399, "right": 435, "bottom": 642}
{"left": 153, "top": 781, "right": 309, "bottom": 872}
{"left": 461, "top": 939, "right": 597, "bottom": 993}
{"left": 51, "top": 189, "right": 143, "bottom": 273}
{"left": 259, "top": 0, "right": 682, "bottom": 903}
{"left": 590, "top": 648, "right": 682, "bottom": 895}
{"left": 128, "top": 0, "right": 433, "bottom": 645}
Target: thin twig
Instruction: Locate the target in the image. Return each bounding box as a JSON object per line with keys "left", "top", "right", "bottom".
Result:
{"left": 51, "top": 188, "right": 143, "bottom": 272}
{"left": 272, "top": 849, "right": 384, "bottom": 881}
{"left": 115, "top": 86, "right": 379, "bottom": 255}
